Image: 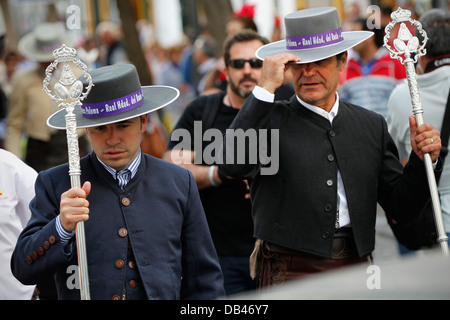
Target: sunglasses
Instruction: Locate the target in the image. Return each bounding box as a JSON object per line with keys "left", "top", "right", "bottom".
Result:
{"left": 228, "top": 58, "right": 263, "bottom": 69}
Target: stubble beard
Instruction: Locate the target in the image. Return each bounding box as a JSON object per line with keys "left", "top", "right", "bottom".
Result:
{"left": 229, "top": 76, "right": 256, "bottom": 99}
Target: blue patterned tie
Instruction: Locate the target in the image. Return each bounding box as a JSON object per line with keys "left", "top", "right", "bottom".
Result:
{"left": 116, "top": 169, "right": 131, "bottom": 190}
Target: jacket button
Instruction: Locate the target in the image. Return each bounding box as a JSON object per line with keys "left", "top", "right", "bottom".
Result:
{"left": 115, "top": 259, "right": 125, "bottom": 269}
{"left": 324, "top": 204, "right": 332, "bottom": 212}
{"left": 31, "top": 251, "right": 39, "bottom": 260}
{"left": 326, "top": 179, "right": 333, "bottom": 187}
{"left": 329, "top": 130, "right": 336, "bottom": 137}
{"left": 43, "top": 241, "right": 50, "bottom": 250}
{"left": 327, "top": 154, "right": 335, "bottom": 161}
{"left": 129, "top": 280, "right": 137, "bottom": 288}
{"left": 112, "top": 295, "right": 121, "bottom": 300}
{"left": 121, "top": 197, "right": 131, "bottom": 206}
{"left": 25, "top": 256, "right": 33, "bottom": 264}
{"left": 37, "top": 247, "right": 45, "bottom": 256}
{"left": 49, "top": 236, "right": 56, "bottom": 244}
{"left": 118, "top": 228, "right": 128, "bottom": 238}
{"left": 128, "top": 261, "right": 136, "bottom": 269}
{"left": 322, "top": 232, "right": 330, "bottom": 239}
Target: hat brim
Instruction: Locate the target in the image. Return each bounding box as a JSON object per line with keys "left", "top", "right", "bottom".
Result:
{"left": 47, "top": 85, "right": 179, "bottom": 129}
{"left": 256, "top": 31, "right": 373, "bottom": 64}
{"left": 18, "top": 33, "right": 73, "bottom": 62}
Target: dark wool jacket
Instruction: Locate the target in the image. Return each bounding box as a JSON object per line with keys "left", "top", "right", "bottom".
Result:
{"left": 219, "top": 94, "right": 440, "bottom": 258}
{"left": 11, "top": 152, "right": 224, "bottom": 300}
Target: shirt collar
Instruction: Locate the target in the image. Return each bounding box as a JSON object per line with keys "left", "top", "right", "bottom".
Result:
{"left": 296, "top": 92, "right": 340, "bottom": 123}
{"left": 97, "top": 149, "right": 141, "bottom": 180}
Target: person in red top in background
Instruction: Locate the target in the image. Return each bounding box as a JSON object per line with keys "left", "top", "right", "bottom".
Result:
{"left": 338, "top": 18, "right": 406, "bottom": 119}
{"left": 202, "top": 4, "right": 258, "bottom": 95}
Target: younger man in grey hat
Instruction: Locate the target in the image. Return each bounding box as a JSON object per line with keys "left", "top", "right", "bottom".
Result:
{"left": 11, "top": 64, "right": 224, "bottom": 300}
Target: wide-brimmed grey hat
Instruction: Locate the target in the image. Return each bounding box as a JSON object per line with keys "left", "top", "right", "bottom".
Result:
{"left": 256, "top": 7, "right": 373, "bottom": 64}
{"left": 18, "top": 22, "right": 72, "bottom": 62}
{"left": 47, "top": 64, "right": 179, "bottom": 129}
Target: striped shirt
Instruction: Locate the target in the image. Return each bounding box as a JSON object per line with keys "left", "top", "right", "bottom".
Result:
{"left": 56, "top": 151, "right": 142, "bottom": 246}
{"left": 339, "top": 48, "right": 406, "bottom": 119}
{"left": 98, "top": 151, "right": 141, "bottom": 190}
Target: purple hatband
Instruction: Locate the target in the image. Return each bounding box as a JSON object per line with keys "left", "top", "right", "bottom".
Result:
{"left": 81, "top": 89, "right": 144, "bottom": 118}
{"left": 286, "top": 28, "right": 344, "bottom": 50}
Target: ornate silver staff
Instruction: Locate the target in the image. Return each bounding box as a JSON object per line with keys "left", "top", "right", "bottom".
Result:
{"left": 384, "top": 8, "right": 448, "bottom": 256}
{"left": 43, "top": 45, "right": 94, "bottom": 298}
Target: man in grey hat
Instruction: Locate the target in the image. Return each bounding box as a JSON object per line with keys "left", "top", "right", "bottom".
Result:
{"left": 11, "top": 64, "right": 224, "bottom": 300}
{"left": 218, "top": 7, "right": 442, "bottom": 287}
{"left": 6, "top": 22, "right": 89, "bottom": 173}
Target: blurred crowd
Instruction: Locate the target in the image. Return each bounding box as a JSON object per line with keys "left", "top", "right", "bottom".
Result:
{"left": 0, "top": 2, "right": 425, "bottom": 157}
{"left": 0, "top": 3, "right": 418, "bottom": 156}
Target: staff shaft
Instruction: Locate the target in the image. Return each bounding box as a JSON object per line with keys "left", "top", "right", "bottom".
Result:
{"left": 66, "top": 112, "right": 91, "bottom": 299}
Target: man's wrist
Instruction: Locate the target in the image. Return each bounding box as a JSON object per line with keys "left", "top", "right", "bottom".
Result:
{"left": 56, "top": 215, "right": 75, "bottom": 244}
{"left": 253, "top": 86, "right": 275, "bottom": 103}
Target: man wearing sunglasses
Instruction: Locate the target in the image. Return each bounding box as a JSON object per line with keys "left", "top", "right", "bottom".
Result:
{"left": 164, "top": 30, "right": 292, "bottom": 296}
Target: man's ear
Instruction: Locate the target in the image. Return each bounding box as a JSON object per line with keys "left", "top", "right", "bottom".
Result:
{"left": 339, "top": 51, "right": 348, "bottom": 72}
{"left": 224, "top": 63, "right": 230, "bottom": 82}
{"left": 141, "top": 114, "right": 148, "bottom": 133}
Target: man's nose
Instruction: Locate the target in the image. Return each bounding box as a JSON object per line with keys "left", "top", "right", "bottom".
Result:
{"left": 302, "top": 63, "right": 317, "bottom": 76}
{"left": 242, "top": 61, "right": 253, "bottom": 73}
{"left": 105, "top": 128, "right": 120, "bottom": 145}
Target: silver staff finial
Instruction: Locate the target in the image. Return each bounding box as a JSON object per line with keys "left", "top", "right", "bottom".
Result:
{"left": 43, "top": 45, "right": 93, "bottom": 299}
{"left": 43, "top": 44, "right": 93, "bottom": 111}
{"left": 384, "top": 7, "right": 428, "bottom": 65}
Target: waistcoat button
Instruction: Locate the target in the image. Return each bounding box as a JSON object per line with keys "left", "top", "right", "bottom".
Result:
{"left": 118, "top": 228, "right": 128, "bottom": 237}
{"left": 115, "top": 259, "right": 125, "bottom": 269}
{"left": 121, "top": 197, "right": 131, "bottom": 206}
